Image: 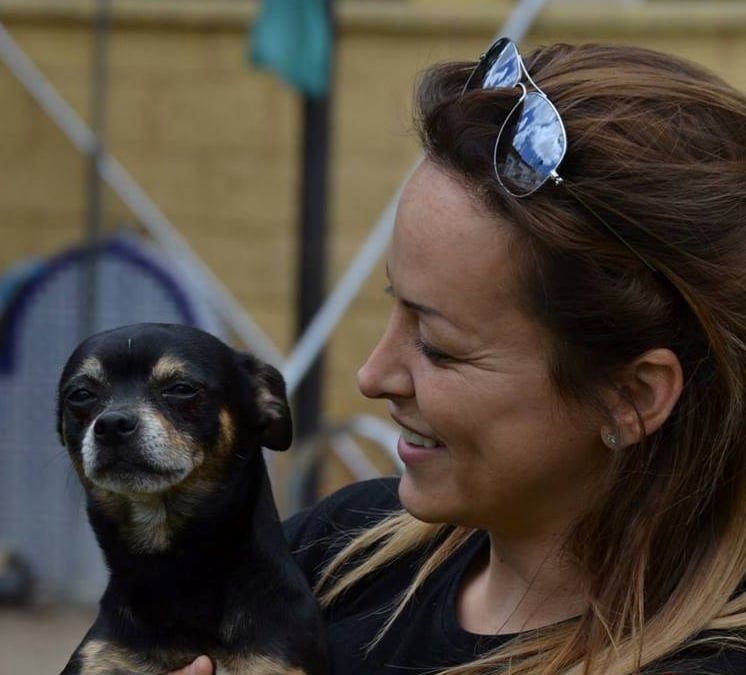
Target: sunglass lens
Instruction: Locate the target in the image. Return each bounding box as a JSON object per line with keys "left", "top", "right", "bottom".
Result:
{"left": 495, "top": 93, "right": 566, "bottom": 195}
{"left": 482, "top": 38, "right": 521, "bottom": 89}
{"left": 466, "top": 38, "right": 521, "bottom": 92}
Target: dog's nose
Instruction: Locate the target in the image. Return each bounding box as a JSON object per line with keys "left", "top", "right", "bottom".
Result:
{"left": 93, "top": 411, "right": 139, "bottom": 443}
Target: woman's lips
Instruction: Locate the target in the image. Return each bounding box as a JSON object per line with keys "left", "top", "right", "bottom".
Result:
{"left": 400, "top": 426, "right": 439, "bottom": 448}
{"left": 396, "top": 425, "right": 445, "bottom": 465}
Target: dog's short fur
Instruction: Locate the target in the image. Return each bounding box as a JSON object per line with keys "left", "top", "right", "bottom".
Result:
{"left": 57, "top": 323, "right": 329, "bottom": 675}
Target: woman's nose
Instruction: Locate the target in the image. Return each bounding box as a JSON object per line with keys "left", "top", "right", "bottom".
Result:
{"left": 357, "top": 311, "right": 414, "bottom": 401}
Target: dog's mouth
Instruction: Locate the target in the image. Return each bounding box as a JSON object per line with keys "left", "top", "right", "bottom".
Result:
{"left": 79, "top": 411, "right": 200, "bottom": 495}
{"left": 93, "top": 456, "right": 184, "bottom": 479}
{"left": 87, "top": 460, "right": 191, "bottom": 495}
{"left": 84, "top": 445, "right": 195, "bottom": 495}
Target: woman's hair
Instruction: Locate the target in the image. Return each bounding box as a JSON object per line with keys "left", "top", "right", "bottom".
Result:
{"left": 318, "top": 43, "right": 746, "bottom": 673}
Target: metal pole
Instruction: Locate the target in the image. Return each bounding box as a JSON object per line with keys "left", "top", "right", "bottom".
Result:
{"left": 80, "top": 0, "right": 111, "bottom": 340}
{"left": 282, "top": 165, "right": 412, "bottom": 396}
{"left": 294, "top": 0, "right": 334, "bottom": 506}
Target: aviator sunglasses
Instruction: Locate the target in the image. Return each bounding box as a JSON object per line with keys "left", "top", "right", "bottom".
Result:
{"left": 464, "top": 38, "right": 657, "bottom": 271}
{"left": 463, "top": 36, "right": 566, "bottom": 197}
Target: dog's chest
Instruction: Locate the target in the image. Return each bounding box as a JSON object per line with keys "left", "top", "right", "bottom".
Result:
{"left": 214, "top": 653, "right": 307, "bottom": 674}
{"left": 94, "top": 488, "right": 205, "bottom": 555}
{"left": 126, "top": 499, "right": 172, "bottom": 552}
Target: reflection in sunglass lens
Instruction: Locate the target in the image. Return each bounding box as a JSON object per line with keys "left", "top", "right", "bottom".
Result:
{"left": 482, "top": 40, "right": 521, "bottom": 90}
{"left": 495, "top": 93, "right": 566, "bottom": 196}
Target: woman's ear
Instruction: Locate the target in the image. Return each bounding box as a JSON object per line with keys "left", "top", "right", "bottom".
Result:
{"left": 600, "top": 348, "right": 683, "bottom": 449}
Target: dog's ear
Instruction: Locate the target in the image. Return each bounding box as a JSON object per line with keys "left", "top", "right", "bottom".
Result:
{"left": 249, "top": 359, "right": 293, "bottom": 451}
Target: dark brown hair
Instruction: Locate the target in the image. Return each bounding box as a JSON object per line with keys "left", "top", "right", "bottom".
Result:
{"left": 320, "top": 43, "right": 746, "bottom": 673}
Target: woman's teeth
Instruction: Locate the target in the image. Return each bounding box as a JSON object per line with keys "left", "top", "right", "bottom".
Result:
{"left": 401, "top": 428, "right": 439, "bottom": 448}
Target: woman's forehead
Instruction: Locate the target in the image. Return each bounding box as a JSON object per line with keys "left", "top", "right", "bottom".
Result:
{"left": 389, "top": 162, "right": 532, "bottom": 333}
{"left": 393, "top": 162, "right": 516, "bottom": 285}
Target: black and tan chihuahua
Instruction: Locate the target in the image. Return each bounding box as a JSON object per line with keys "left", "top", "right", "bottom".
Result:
{"left": 57, "top": 323, "right": 328, "bottom": 675}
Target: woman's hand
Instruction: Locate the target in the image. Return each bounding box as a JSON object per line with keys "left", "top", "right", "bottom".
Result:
{"left": 168, "top": 655, "right": 213, "bottom": 675}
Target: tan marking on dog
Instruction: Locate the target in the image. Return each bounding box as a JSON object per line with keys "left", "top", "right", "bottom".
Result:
{"left": 218, "top": 408, "right": 236, "bottom": 454}
{"left": 86, "top": 489, "right": 174, "bottom": 554}
{"left": 216, "top": 653, "right": 306, "bottom": 674}
{"left": 153, "top": 408, "right": 203, "bottom": 468}
{"left": 169, "top": 408, "right": 236, "bottom": 491}
{"left": 128, "top": 497, "right": 172, "bottom": 552}
{"left": 92, "top": 486, "right": 212, "bottom": 555}
{"left": 78, "top": 639, "right": 157, "bottom": 673}
{"left": 79, "top": 641, "right": 306, "bottom": 675}
{"left": 82, "top": 405, "right": 198, "bottom": 499}
{"left": 151, "top": 354, "right": 189, "bottom": 380}
{"left": 75, "top": 356, "right": 108, "bottom": 384}
{"left": 120, "top": 479, "right": 223, "bottom": 554}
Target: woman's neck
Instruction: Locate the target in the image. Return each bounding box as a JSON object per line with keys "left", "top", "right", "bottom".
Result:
{"left": 457, "top": 533, "right": 587, "bottom": 635}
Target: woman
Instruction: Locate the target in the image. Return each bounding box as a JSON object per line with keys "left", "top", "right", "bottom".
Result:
{"left": 177, "top": 39, "right": 746, "bottom": 674}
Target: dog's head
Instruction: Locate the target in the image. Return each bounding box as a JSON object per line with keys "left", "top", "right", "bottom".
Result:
{"left": 57, "top": 323, "right": 291, "bottom": 498}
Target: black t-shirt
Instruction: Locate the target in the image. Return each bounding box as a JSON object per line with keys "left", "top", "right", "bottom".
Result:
{"left": 284, "top": 477, "right": 746, "bottom": 675}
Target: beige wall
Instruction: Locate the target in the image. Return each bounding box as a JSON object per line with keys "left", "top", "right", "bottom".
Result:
{"left": 2, "top": 0, "right": 746, "bottom": 489}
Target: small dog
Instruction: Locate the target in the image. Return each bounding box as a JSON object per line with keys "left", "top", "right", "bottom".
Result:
{"left": 57, "top": 323, "right": 329, "bottom": 675}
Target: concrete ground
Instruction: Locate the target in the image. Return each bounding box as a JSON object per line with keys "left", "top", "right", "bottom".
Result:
{"left": 0, "top": 604, "right": 96, "bottom": 673}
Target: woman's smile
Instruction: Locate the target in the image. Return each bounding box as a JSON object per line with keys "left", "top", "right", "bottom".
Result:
{"left": 399, "top": 426, "right": 441, "bottom": 450}
{"left": 397, "top": 425, "right": 446, "bottom": 466}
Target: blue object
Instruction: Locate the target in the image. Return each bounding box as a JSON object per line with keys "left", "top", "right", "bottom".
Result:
{"left": 0, "top": 235, "right": 197, "bottom": 374}
{"left": 250, "top": 0, "right": 333, "bottom": 98}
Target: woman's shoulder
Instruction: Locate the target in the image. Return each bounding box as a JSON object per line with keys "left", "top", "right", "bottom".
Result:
{"left": 283, "top": 476, "right": 402, "bottom": 582}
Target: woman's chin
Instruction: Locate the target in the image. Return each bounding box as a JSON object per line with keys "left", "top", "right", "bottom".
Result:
{"left": 398, "top": 472, "right": 455, "bottom": 525}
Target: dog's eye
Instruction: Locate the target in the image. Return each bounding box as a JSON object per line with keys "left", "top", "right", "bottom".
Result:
{"left": 162, "top": 382, "right": 199, "bottom": 399}
{"left": 67, "top": 388, "right": 95, "bottom": 405}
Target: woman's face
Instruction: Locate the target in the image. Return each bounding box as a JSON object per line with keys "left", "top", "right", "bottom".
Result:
{"left": 357, "top": 161, "right": 609, "bottom": 539}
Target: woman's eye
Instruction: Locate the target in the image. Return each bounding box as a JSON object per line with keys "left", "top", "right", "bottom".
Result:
{"left": 162, "top": 382, "right": 199, "bottom": 398}
{"left": 415, "top": 337, "right": 454, "bottom": 363}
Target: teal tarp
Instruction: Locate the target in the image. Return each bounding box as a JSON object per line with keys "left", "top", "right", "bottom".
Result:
{"left": 250, "top": 0, "right": 332, "bottom": 98}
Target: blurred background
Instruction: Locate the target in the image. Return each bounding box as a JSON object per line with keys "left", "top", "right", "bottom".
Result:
{"left": 0, "top": 0, "right": 745, "bottom": 671}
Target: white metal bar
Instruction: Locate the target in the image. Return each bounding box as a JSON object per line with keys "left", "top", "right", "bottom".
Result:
{"left": 501, "top": 0, "right": 553, "bottom": 42}
{"left": 282, "top": 160, "right": 418, "bottom": 395}
{"left": 0, "top": 22, "right": 96, "bottom": 154}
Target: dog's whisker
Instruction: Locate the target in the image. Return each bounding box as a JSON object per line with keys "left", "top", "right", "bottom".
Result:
{"left": 42, "top": 447, "right": 73, "bottom": 471}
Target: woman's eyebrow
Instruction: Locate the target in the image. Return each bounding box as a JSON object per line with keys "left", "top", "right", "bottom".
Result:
{"left": 402, "top": 297, "right": 445, "bottom": 318}
{"left": 385, "top": 284, "right": 446, "bottom": 319}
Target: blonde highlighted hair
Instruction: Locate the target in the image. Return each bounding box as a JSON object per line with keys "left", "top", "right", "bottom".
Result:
{"left": 317, "top": 43, "right": 746, "bottom": 674}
